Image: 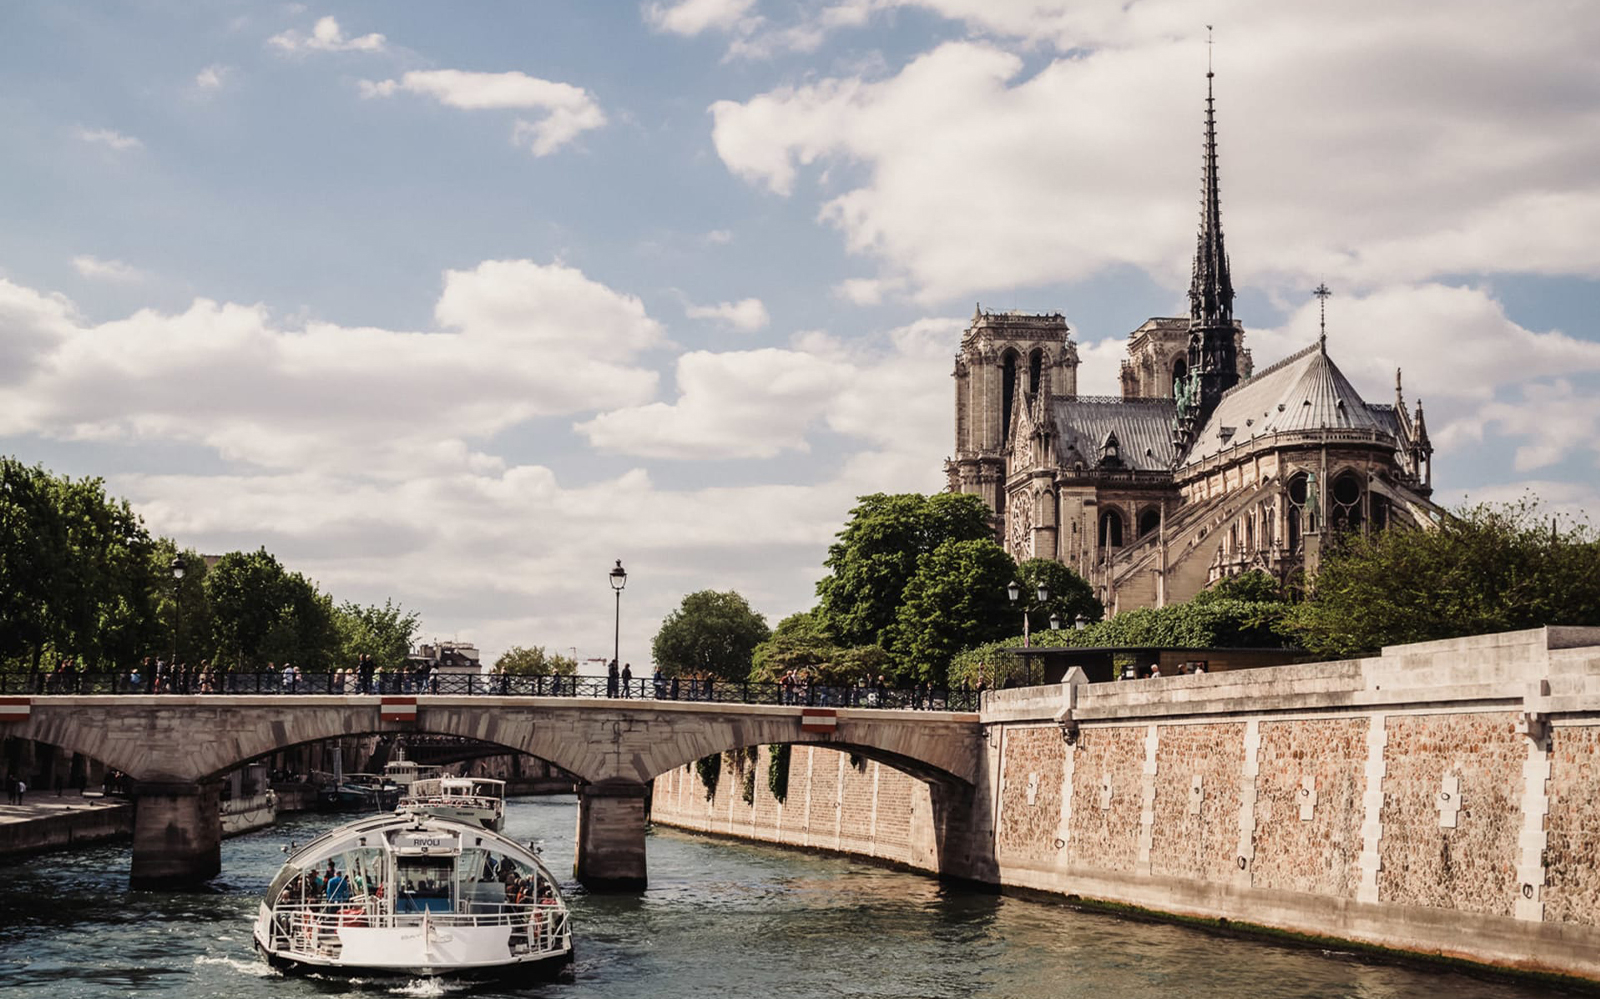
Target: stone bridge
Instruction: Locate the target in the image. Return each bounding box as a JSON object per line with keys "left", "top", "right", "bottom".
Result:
{"left": 5, "top": 695, "right": 981, "bottom": 888}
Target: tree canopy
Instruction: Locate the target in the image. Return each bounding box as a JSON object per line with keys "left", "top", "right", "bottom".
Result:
{"left": 1288, "top": 498, "right": 1600, "bottom": 657}
{"left": 652, "top": 589, "right": 772, "bottom": 680}
{"left": 1, "top": 457, "right": 418, "bottom": 673}
{"left": 749, "top": 610, "right": 889, "bottom": 684}
{"left": 493, "top": 645, "right": 578, "bottom": 675}
{"left": 815, "top": 492, "right": 994, "bottom": 648}
{"left": 892, "top": 538, "right": 1019, "bottom": 683}
{"left": 1014, "top": 558, "right": 1103, "bottom": 631}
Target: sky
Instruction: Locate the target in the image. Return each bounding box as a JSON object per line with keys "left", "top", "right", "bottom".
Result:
{"left": 3, "top": 0, "right": 1599, "bottom": 670}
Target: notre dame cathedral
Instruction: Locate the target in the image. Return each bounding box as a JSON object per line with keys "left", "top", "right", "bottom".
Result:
{"left": 945, "top": 71, "right": 1439, "bottom": 613}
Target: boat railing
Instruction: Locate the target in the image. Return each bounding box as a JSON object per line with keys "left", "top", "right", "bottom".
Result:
{"left": 397, "top": 794, "right": 503, "bottom": 810}
{"left": 270, "top": 898, "right": 570, "bottom": 959}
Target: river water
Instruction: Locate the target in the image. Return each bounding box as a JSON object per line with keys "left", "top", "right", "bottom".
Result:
{"left": 0, "top": 797, "right": 1572, "bottom": 999}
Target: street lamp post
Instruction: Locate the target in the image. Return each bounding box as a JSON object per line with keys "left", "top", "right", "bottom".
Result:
{"left": 609, "top": 559, "right": 628, "bottom": 689}
{"left": 1007, "top": 579, "right": 1050, "bottom": 649}
{"left": 170, "top": 554, "right": 185, "bottom": 691}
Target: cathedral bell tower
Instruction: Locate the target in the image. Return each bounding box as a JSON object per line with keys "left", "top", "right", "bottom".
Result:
{"left": 949, "top": 307, "right": 1078, "bottom": 521}
{"left": 1174, "top": 65, "right": 1239, "bottom": 451}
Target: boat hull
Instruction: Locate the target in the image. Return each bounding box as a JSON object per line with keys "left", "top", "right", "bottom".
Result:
{"left": 254, "top": 926, "right": 572, "bottom": 982}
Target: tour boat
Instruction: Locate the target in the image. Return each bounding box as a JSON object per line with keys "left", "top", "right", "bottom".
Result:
{"left": 397, "top": 776, "right": 506, "bottom": 831}
{"left": 254, "top": 810, "right": 573, "bottom": 981}
{"left": 381, "top": 755, "right": 441, "bottom": 790}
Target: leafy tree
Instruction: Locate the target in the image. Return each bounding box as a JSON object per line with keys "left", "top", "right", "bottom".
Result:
{"left": 335, "top": 599, "right": 421, "bottom": 670}
{"left": 0, "top": 459, "right": 163, "bottom": 671}
{"left": 206, "top": 549, "right": 337, "bottom": 669}
{"left": 747, "top": 609, "right": 890, "bottom": 684}
{"left": 652, "top": 589, "right": 772, "bottom": 680}
{"left": 892, "top": 538, "right": 1018, "bottom": 684}
{"left": 1013, "top": 558, "right": 1103, "bottom": 633}
{"left": 1195, "top": 569, "right": 1283, "bottom": 604}
{"left": 1289, "top": 498, "right": 1600, "bottom": 657}
{"left": 815, "top": 492, "right": 994, "bottom": 648}
{"left": 493, "top": 645, "right": 578, "bottom": 675}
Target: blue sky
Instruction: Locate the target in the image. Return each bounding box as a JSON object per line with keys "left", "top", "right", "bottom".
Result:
{"left": 2, "top": 1, "right": 1598, "bottom": 666}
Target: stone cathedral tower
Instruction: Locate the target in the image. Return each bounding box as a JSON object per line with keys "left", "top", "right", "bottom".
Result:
{"left": 943, "top": 68, "right": 1439, "bottom": 612}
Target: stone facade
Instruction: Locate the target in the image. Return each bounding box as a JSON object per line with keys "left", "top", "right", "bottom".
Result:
{"left": 652, "top": 628, "right": 1600, "bottom": 983}
{"left": 945, "top": 75, "right": 1438, "bottom": 612}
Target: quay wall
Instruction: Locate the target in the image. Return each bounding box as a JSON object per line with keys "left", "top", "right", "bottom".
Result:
{"left": 649, "top": 627, "right": 1600, "bottom": 982}
{"left": 0, "top": 802, "right": 131, "bottom": 856}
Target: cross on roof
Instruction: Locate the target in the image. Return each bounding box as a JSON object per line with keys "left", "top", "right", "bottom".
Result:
{"left": 1313, "top": 282, "right": 1332, "bottom": 346}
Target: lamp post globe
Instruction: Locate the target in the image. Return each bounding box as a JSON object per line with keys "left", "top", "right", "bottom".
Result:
{"left": 1050, "top": 613, "right": 1062, "bottom": 632}
{"left": 1006, "top": 580, "right": 1020, "bottom": 604}
{"left": 1036, "top": 582, "right": 1050, "bottom": 605}
{"left": 1074, "top": 614, "right": 1088, "bottom": 631}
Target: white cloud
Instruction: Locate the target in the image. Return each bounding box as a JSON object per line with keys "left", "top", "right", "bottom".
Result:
{"left": 195, "top": 64, "right": 230, "bottom": 90}
{"left": 362, "top": 70, "right": 607, "bottom": 156}
{"left": 575, "top": 316, "right": 961, "bottom": 461}
{"left": 704, "top": 229, "right": 734, "bottom": 245}
{"left": 0, "top": 260, "right": 663, "bottom": 476}
{"left": 710, "top": 5, "right": 1600, "bottom": 303}
{"left": 269, "top": 15, "right": 386, "bottom": 54}
{"left": 684, "top": 297, "right": 769, "bottom": 331}
{"left": 72, "top": 127, "right": 142, "bottom": 152}
{"left": 644, "top": 0, "right": 759, "bottom": 37}
{"left": 71, "top": 255, "right": 147, "bottom": 284}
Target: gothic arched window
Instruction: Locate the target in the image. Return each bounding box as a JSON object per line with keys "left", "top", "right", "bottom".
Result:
{"left": 1172, "top": 357, "right": 1188, "bottom": 396}
{"left": 1028, "top": 348, "right": 1044, "bottom": 397}
{"left": 1099, "top": 509, "right": 1124, "bottom": 549}
{"left": 1137, "top": 507, "right": 1161, "bottom": 539}
{"left": 1286, "top": 473, "right": 1308, "bottom": 553}
{"left": 1001, "top": 349, "right": 1019, "bottom": 443}
{"left": 1331, "top": 471, "right": 1364, "bottom": 533}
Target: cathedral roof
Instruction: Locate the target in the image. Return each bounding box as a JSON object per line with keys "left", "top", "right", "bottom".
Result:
{"left": 1052, "top": 397, "right": 1178, "bottom": 471}
{"left": 1181, "top": 342, "right": 1391, "bottom": 466}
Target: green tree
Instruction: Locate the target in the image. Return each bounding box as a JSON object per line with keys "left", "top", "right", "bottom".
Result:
{"left": 335, "top": 599, "right": 421, "bottom": 670}
{"left": 892, "top": 538, "right": 1018, "bottom": 684}
{"left": 815, "top": 492, "right": 994, "bottom": 648}
{"left": 749, "top": 610, "right": 891, "bottom": 685}
{"left": 493, "top": 645, "right": 578, "bottom": 675}
{"left": 651, "top": 589, "right": 771, "bottom": 680}
{"left": 206, "top": 548, "right": 337, "bottom": 669}
{"left": 1013, "top": 558, "right": 1103, "bottom": 633}
{"left": 1194, "top": 569, "right": 1283, "bottom": 604}
{"left": 152, "top": 541, "right": 216, "bottom": 668}
{"left": 0, "top": 459, "right": 164, "bottom": 671}
{"left": 1288, "top": 498, "right": 1600, "bottom": 657}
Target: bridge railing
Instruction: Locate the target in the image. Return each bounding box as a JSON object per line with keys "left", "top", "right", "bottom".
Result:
{"left": 0, "top": 671, "right": 979, "bottom": 711}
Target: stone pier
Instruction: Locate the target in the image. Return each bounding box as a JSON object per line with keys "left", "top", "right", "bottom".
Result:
{"left": 130, "top": 780, "right": 221, "bottom": 889}
{"left": 574, "top": 780, "right": 648, "bottom": 890}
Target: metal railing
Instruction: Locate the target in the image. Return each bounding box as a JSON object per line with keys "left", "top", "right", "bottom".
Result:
{"left": 1, "top": 671, "right": 980, "bottom": 711}
{"left": 269, "top": 899, "right": 570, "bottom": 959}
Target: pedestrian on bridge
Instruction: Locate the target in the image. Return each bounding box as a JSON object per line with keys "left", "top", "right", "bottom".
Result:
{"left": 606, "top": 660, "right": 619, "bottom": 699}
{"left": 621, "top": 663, "right": 633, "bottom": 698}
{"left": 358, "top": 654, "right": 375, "bottom": 694}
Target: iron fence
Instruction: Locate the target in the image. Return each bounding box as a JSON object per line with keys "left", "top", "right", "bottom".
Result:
{"left": 0, "top": 671, "right": 979, "bottom": 711}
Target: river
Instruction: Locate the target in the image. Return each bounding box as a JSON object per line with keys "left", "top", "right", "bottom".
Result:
{"left": 0, "top": 797, "right": 1573, "bottom": 999}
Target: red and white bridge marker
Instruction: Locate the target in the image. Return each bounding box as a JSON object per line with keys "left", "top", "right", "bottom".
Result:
{"left": 800, "top": 708, "right": 837, "bottom": 735}
{"left": 379, "top": 696, "right": 417, "bottom": 722}
{"left": 0, "top": 697, "right": 31, "bottom": 723}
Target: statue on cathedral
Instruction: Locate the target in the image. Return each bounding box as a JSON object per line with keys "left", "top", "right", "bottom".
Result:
{"left": 1305, "top": 471, "right": 1321, "bottom": 534}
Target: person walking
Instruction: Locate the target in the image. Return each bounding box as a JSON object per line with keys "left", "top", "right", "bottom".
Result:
{"left": 606, "top": 660, "right": 619, "bottom": 699}
{"left": 620, "top": 663, "right": 633, "bottom": 698}
{"left": 358, "top": 654, "right": 375, "bottom": 695}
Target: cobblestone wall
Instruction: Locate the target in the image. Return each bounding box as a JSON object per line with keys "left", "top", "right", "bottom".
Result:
{"left": 1065, "top": 726, "right": 1146, "bottom": 872}
{"left": 1250, "top": 718, "right": 1366, "bottom": 897}
{"left": 1543, "top": 725, "right": 1600, "bottom": 925}
{"left": 1377, "top": 712, "right": 1522, "bottom": 916}
{"left": 1150, "top": 722, "right": 1244, "bottom": 883}
{"left": 647, "top": 630, "right": 1600, "bottom": 982}
{"left": 996, "top": 725, "right": 1066, "bottom": 867}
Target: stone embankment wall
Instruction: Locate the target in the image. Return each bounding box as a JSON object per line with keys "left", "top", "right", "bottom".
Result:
{"left": 650, "top": 627, "right": 1600, "bottom": 982}
{"left": 0, "top": 802, "right": 131, "bottom": 856}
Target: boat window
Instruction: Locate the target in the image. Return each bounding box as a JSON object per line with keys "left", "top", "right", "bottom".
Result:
{"left": 396, "top": 857, "right": 455, "bottom": 913}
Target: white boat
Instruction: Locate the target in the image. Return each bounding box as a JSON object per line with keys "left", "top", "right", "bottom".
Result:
{"left": 254, "top": 810, "right": 572, "bottom": 981}
{"left": 398, "top": 776, "right": 506, "bottom": 832}
{"left": 382, "top": 755, "right": 442, "bottom": 790}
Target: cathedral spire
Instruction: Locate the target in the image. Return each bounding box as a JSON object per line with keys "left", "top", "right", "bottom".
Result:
{"left": 1175, "top": 34, "right": 1241, "bottom": 453}
{"left": 1188, "top": 37, "right": 1234, "bottom": 331}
